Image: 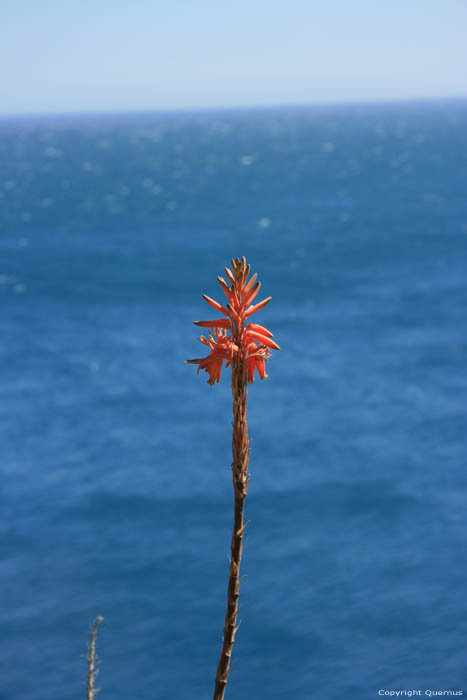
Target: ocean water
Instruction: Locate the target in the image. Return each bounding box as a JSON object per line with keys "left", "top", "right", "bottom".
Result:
{"left": 1, "top": 100, "right": 467, "bottom": 700}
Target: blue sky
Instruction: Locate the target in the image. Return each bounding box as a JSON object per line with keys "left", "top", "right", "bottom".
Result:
{"left": 1, "top": 0, "right": 466, "bottom": 114}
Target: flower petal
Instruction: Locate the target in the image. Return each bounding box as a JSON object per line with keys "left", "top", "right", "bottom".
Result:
{"left": 247, "top": 357, "right": 256, "bottom": 383}
{"left": 217, "top": 276, "right": 234, "bottom": 303}
{"left": 224, "top": 266, "right": 235, "bottom": 285}
{"left": 246, "top": 330, "right": 280, "bottom": 350}
{"left": 245, "top": 296, "right": 272, "bottom": 317}
{"left": 255, "top": 358, "right": 268, "bottom": 380}
{"left": 202, "top": 294, "right": 230, "bottom": 316}
{"left": 247, "top": 322, "right": 274, "bottom": 337}
{"left": 243, "top": 272, "right": 258, "bottom": 294}
{"left": 194, "top": 319, "right": 231, "bottom": 329}
{"left": 243, "top": 281, "right": 261, "bottom": 308}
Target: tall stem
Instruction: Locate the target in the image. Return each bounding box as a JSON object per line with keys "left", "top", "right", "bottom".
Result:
{"left": 213, "top": 357, "right": 250, "bottom": 700}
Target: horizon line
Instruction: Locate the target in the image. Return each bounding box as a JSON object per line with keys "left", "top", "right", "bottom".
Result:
{"left": 1, "top": 94, "right": 466, "bottom": 120}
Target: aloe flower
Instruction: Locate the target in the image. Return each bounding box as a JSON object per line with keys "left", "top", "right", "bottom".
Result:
{"left": 187, "top": 260, "right": 279, "bottom": 385}
{"left": 187, "top": 257, "right": 279, "bottom": 700}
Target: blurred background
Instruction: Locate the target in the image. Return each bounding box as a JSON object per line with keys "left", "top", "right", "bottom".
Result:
{"left": 1, "top": 2, "right": 467, "bottom": 699}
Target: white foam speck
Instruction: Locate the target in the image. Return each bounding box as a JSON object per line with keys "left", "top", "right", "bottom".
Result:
{"left": 166, "top": 200, "right": 178, "bottom": 211}
{"left": 13, "top": 283, "right": 26, "bottom": 294}
{"left": 258, "top": 217, "right": 271, "bottom": 229}
{"left": 322, "top": 142, "right": 335, "bottom": 153}
{"left": 240, "top": 155, "right": 254, "bottom": 166}
{"left": 40, "top": 198, "right": 54, "bottom": 208}
{"left": 45, "top": 146, "right": 62, "bottom": 158}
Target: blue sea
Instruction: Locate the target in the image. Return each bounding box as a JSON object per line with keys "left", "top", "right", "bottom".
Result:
{"left": 1, "top": 100, "right": 467, "bottom": 700}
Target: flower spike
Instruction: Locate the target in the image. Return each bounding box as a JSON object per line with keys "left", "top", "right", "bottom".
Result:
{"left": 188, "top": 259, "right": 278, "bottom": 384}
{"left": 186, "top": 257, "right": 279, "bottom": 700}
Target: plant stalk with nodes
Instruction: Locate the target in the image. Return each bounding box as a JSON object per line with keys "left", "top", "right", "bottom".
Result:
{"left": 187, "top": 257, "right": 279, "bottom": 700}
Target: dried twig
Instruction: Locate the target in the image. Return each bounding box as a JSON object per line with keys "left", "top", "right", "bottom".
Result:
{"left": 85, "top": 616, "right": 103, "bottom": 700}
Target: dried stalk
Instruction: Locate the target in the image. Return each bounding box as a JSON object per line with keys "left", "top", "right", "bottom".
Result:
{"left": 85, "top": 616, "right": 103, "bottom": 700}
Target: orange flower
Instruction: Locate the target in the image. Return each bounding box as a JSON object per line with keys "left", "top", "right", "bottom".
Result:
{"left": 187, "top": 257, "right": 279, "bottom": 384}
